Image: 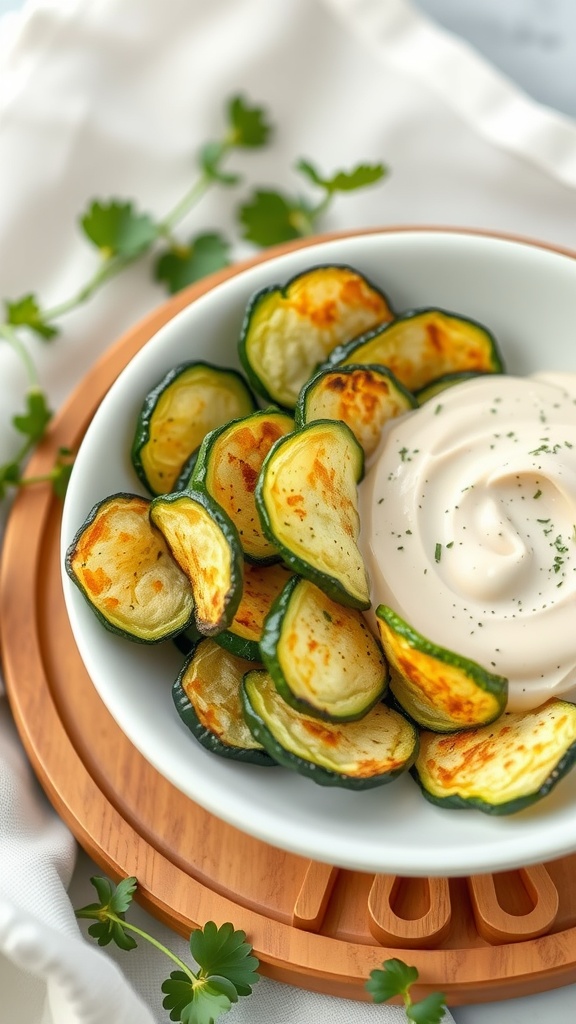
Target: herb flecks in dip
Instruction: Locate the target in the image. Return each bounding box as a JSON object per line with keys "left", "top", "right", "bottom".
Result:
{"left": 359, "top": 374, "right": 576, "bottom": 711}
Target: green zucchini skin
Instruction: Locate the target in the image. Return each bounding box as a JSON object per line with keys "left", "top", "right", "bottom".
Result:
{"left": 238, "top": 264, "right": 394, "bottom": 409}
{"left": 241, "top": 669, "right": 419, "bottom": 790}
{"left": 414, "top": 370, "right": 492, "bottom": 405}
{"left": 173, "top": 447, "right": 200, "bottom": 491}
{"left": 412, "top": 700, "right": 576, "bottom": 815}
{"left": 173, "top": 640, "right": 276, "bottom": 766}
{"left": 65, "top": 492, "right": 195, "bottom": 644}
{"left": 192, "top": 407, "right": 294, "bottom": 564}
{"left": 213, "top": 630, "right": 261, "bottom": 662}
{"left": 376, "top": 605, "right": 508, "bottom": 733}
{"left": 131, "top": 361, "right": 256, "bottom": 496}
{"left": 294, "top": 363, "right": 417, "bottom": 459}
{"left": 149, "top": 488, "right": 244, "bottom": 636}
{"left": 260, "top": 576, "right": 388, "bottom": 722}
{"left": 327, "top": 307, "right": 504, "bottom": 393}
{"left": 255, "top": 419, "right": 370, "bottom": 610}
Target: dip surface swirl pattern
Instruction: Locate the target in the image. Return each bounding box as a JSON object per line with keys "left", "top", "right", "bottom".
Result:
{"left": 359, "top": 373, "right": 576, "bottom": 711}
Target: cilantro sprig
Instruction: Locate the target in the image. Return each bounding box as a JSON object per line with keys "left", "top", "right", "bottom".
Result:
{"left": 366, "top": 957, "right": 448, "bottom": 1023}
{"left": 0, "top": 93, "right": 389, "bottom": 503}
{"left": 76, "top": 875, "right": 260, "bottom": 1024}
{"left": 239, "top": 157, "right": 388, "bottom": 246}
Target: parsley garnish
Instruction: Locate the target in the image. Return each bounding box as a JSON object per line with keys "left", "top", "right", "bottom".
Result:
{"left": 238, "top": 156, "right": 387, "bottom": 245}
{"left": 155, "top": 233, "right": 231, "bottom": 295}
{"left": 0, "top": 94, "right": 389, "bottom": 502}
{"left": 5, "top": 293, "right": 58, "bottom": 340}
{"left": 366, "top": 957, "right": 447, "bottom": 1023}
{"left": 435, "top": 542, "right": 442, "bottom": 563}
{"left": 76, "top": 876, "right": 260, "bottom": 1024}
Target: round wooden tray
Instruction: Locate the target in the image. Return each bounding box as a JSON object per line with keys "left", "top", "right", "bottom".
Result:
{"left": 3, "top": 236, "right": 576, "bottom": 1006}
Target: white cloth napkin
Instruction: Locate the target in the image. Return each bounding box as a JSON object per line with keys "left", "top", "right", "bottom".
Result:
{"left": 2, "top": 1, "right": 576, "bottom": 1021}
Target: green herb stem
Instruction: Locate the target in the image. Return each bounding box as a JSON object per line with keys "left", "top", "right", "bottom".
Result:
{"left": 0, "top": 323, "right": 39, "bottom": 386}
{"left": 160, "top": 170, "right": 219, "bottom": 235}
{"left": 42, "top": 253, "right": 139, "bottom": 322}
{"left": 76, "top": 908, "right": 196, "bottom": 981}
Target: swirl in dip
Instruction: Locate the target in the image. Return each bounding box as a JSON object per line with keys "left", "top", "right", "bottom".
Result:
{"left": 358, "top": 373, "right": 576, "bottom": 712}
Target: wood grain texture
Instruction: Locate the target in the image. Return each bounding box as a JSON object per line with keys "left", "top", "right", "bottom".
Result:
{"left": 368, "top": 875, "right": 452, "bottom": 949}
{"left": 2, "top": 230, "right": 576, "bottom": 1005}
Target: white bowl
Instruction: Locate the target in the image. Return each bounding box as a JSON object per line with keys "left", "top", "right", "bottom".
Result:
{"left": 61, "top": 228, "right": 576, "bottom": 876}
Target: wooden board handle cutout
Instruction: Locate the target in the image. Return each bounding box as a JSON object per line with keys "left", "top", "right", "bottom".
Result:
{"left": 292, "top": 861, "right": 339, "bottom": 931}
{"left": 468, "top": 865, "right": 559, "bottom": 943}
{"left": 368, "top": 874, "right": 452, "bottom": 949}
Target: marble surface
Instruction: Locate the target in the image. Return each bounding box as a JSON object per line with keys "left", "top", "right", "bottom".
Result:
{"left": 415, "top": 0, "right": 576, "bottom": 118}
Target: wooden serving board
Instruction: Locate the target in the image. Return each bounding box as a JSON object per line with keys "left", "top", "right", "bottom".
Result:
{"left": 3, "top": 236, "right": 576, "bottom": 1006}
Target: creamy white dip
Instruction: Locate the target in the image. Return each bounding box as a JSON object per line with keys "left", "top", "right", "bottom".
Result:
{"left": 358, "top": 373, "right": 576, "bottom": 711}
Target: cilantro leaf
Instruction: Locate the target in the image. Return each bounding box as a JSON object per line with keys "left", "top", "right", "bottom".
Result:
{"left": 51, "top": 447, "right": 74, "bottom": 499}
{"left": 0, "top": 461, "right": 21, "bottom": 499}
{"left": 80, "top": 200, "right": 158, "bottom": 259}
{"left": 0, "top": 461, "right": 21, "bottom": 485}
{"left": 12, "top": 389, "right": 52, "bottom": 442}
{"left": 199, "top": 142, "right": 241, "bottom": 186}
{"left": 366, "top": 957, "right": 447, "bottom": 1024}
{"left": 75, "top": 875, "right": 138, "bottom": 951}
{"left": 107, "top": 875, "right": 138, "bottom": 915}
{"left": 227, "top": 95, "right": 272, "bottom": 148}
{"left": 238, "top": 189, "right": 310, "bottom": 246}
{"left": 5, "top": 294, "right": 58, "bottom": 340}
{"left": 162, "top": 972, "right": 233, "bottom": 1024}
{"left": 155, "top": 233, "right": 231, "bottom": 294}
{"left": 297, "top": 158, "right": 387, "bottom": 193}
{"left": 366, "top": 958, "right": 419, "bottom": 1002}
{"left": 87, "top": 918, "right": 137, "bottom": 951}
{"left": 407, "top": 991, "right": 448, "bottom": 1024}
{"left": 189, "top": 921, "right": 260, "bottom": 996}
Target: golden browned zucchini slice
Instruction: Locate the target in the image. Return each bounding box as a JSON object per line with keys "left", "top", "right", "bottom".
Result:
{"left": 332, "top": 308, "right": 503, "bottom": 392}
{"left": 215, "top": 561, "right": 294, "bottom": 661}
{"left": 173, "top": 638, "right": 275, "bottom": 765}
{"left": 65, "top": 493, "right": 194, "bottom": 643}
{"left": 376, "top": 606, "right": 508, "bottom": 732}
{"left": 260, "top": 576, "right": 388, "bottom": 721}
{"left": 295, "top": 363, "right": 417, "bottom": 457}
{"left": 131, "top": 362, "right": 256, "bottom": 495}
{"left": 192, "top": 408, "right": 294, "bottom": 563}
{"left": 255, "top": 420, "right": 370, "bottom": 609}
{"left": 149, "top": 489, "right": 243, "bottom": 635}
{"left": 217, "top": 557, "right": 293, "bottom": 659}
{"left": 241, "top": 669, "right": 418, "bottom": 789}
{"left": 413, "top": 700, "right": 576, "bottom": 814}
{"left": 238, "top": 265, "right": 394, "bottom": 408}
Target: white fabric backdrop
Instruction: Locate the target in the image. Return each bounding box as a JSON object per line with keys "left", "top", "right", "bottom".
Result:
{"left": 2, "top": 1, "right": 576, "bottom": 1021}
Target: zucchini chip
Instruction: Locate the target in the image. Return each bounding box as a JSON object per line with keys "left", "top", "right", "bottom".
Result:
{"left": 242, "top": 669, "right": 418, "bottom": 789}
{"left": 295, "top": 363, "right": 417, "bottom": 458}
{"left": 413, "top": 700, "right": 576, "bottom": 815}
{"left": 173, "top": 638, "right": 276, "bottom": 765}
{"left": 415, "top": 370, "right": 488, "bottom": 405}
{"left": 149, "top": 490, "right": 243, "bottom": 635}
{"left": 260, "top": 576, "right": 388, "bottom": 721}
{"left": 131, "top": 361, "right": 256, "bottom": 495}
{"left": 331, "top": 308, "right": 504, "bottom": 393}
{"left": 255, "top": 420, "right": 370, "bottom": 609}
{"left": 192, "top": 408, "right": 295, "bottom": 563}
{"left": 215, "top": 561, "right": 293, "bottom": 661}
{"left": 376, "top": 606, "right": 508, "bottom": 733}
{"left": 173, "top": 447, "right": 201, "bottom": 491}
{"left": 65, "top": 493, "right": 194, "bottom": 643}
{"left": 238, "top": 265, "right": 394, "bottom": 408}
